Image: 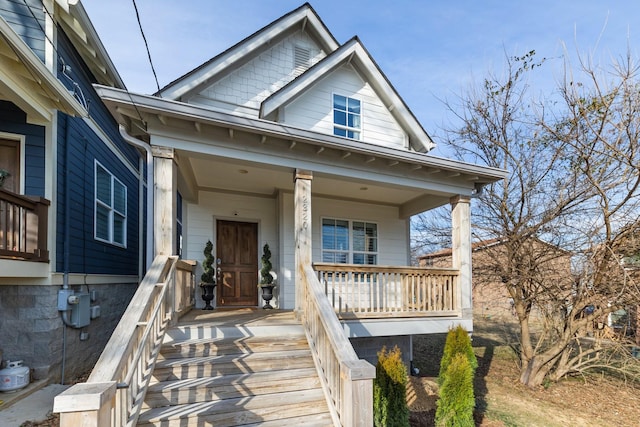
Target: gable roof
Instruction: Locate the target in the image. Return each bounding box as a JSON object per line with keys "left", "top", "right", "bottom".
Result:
{"left": 261, "top": 36, "right": 435, "bottom": 153}
{"left": 157, "top": 3, "right": 338, "bottom": 101}
{"left": 419, "top": 237, "right": 570, "bottom": 261}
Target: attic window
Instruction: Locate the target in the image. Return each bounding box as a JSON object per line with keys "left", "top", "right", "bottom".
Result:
{"left": 333, "top": 94, "right": 361, "bottom": 140}
{"left": 294, "top": 46, "right": 310, "bottom": 75}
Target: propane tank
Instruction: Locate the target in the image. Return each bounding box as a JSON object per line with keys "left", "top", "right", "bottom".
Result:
{"left": 0, "top": 360, "right": 30, "bottom": 392}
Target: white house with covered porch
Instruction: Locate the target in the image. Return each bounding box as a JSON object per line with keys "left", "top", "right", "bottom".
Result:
{"left": 54, "top": 3, "right": 506, "bottom": 426}
{"left": 97, "top": 2, "right": 504, "bottom": 331}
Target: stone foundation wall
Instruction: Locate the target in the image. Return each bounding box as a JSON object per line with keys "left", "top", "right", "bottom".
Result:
{"left": 0, "top": 281, "right": 137, "bottom": 384}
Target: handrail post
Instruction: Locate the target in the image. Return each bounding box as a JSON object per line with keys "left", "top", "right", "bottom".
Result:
{"left": 54, "top": 381, "right": 117, "bottom": 427}
{"left": 341, "top": 360, "right": 375, "bottom": 427}
{"left": 32, "top": 197, "right": 50, "bottom": 261}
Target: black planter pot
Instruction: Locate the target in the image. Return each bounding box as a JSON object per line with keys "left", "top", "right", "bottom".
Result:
{"left": 260, "top": 285, "right": 274, "bottom": 309}
{"left": 200, "top": 282, "right": 216, "bottom": 310}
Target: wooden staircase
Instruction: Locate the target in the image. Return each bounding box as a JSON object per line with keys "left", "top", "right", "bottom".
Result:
{"left": 136, "top": 309, "right": 335, "bottom": 426}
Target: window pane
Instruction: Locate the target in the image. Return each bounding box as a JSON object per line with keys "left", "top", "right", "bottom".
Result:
{"left": 336, "top": 220, "right": 349, "bottom": 250}
{"left": 334, "top": 127, "right": 346, "bottom": 137}
{"left": 333, "top": 94, "right": 346, "bottom": 110}
{"left": 96, "top": 167, "right": 111, "bottom": 205}
{"left": 334, "top": 110, "right": 347, "bottom": 126}
{"left": 96, "top": 204, "right": 110, "bottom": 240}
{"left": 347, "top": 130, "right": 360, "bottom": 139}
{"left": 113, "top": 214, "right": 125, "bottom": 245}
{"left": 113, "top": 181, "right": 126, "bottom": 213}
{"left": 366, "top": 254, "right": 377, "bottom": 265}
{"left": 323, "top": 252, "right": 335, "bottom": 263}
{"left": 335, "top": 252, "right": 348, "bottom": 263}
{"left": 348, "top": 98, "right": 360, "bottom": 113}
{"left": 353, "top": 253, "right": 364, "bottom": 264}
{"left": 353, "top": 222, "right": 365, "bottom": 251}
{"left": 348, "top": 113, "right": 360, "bottom": 129}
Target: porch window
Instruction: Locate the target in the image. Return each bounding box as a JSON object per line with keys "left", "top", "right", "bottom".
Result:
{"left": 322, "top": 218, "right": 377, "bottom": 264}
{"left": 333, "top": 94, "right": 361, "bottom": 140}
{"left": 95, "top": 161, "right": 127, "bottom": 247}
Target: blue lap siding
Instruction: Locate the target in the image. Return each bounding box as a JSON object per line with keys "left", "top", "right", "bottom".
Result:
{"left": 55, "top": 28, "right": 143, "bottom": 275}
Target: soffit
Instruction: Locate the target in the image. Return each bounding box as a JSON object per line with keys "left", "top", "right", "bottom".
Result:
{"left": 0, "top": 16, "right": 86, "bottom": 124}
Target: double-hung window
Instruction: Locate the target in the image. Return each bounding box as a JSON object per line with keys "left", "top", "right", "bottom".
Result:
{"left": 333, "top": 94, "right": 361, "bottom": 140}
{"left": 322, "top": 218, "right": 377, "bottom": 264}
{"left": 95, "top": 161, "right": 127, "bottom": 247}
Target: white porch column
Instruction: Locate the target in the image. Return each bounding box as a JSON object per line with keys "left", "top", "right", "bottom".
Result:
{"left": 294, "top": 169, "right": 312, "bottom": 315}
{"left": 153, "top": 146, "right": 177, "bottom": 257}
{"left": 451, "top": 195, "right": 472, "bottom": 316}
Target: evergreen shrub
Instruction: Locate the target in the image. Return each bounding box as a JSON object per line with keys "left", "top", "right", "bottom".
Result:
{"left": 435, "top": 353, "right": 475, "bottom": 426}
{"left": 373, "top": 345, "right": 409, "bottom": 427}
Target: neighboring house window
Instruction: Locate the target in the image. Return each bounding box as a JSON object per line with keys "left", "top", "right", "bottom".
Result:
{"left": 95, "top": 161, "right": 127, "bottom": 247}
{"left": 333, "top": 94, "right": 361, "bottom": 140}
{"left": 0, "top": 138, "right": 20, "bottom": 193}
{"left": 322, "top": 218, "right": 377, "bottom": 264}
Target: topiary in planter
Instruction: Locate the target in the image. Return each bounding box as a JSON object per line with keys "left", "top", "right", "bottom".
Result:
{"left": 201, "top": 240, "right": 216, "bottom": 284}
{"left": 260, "top": 243, "right": 274, "bottom": 286}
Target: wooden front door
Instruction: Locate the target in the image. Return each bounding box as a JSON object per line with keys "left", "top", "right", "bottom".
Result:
{"left": 216, "top": 220, "right": 258, "bottom": 306}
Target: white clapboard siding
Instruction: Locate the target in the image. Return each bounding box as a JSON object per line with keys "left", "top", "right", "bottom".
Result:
{"left": 284, "top": 65, "right": 408, "bottom": 150}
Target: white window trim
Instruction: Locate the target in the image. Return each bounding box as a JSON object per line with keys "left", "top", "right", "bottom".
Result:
{"left": 94, "top": 160, "right": 127, "bottom": 248}
{"left": 332, "top": 93, "right": 362, "bottom": 140}
{"left": 321, "top": 217, "right": 378, "bottom": 264}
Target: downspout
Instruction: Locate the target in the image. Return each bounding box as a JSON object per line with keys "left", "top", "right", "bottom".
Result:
{"left": 119, "top": 125, "right": 154, "bottom": 269}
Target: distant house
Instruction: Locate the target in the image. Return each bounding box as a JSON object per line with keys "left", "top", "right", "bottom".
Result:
{"left": 419, "top": 238, "right": 573, "bottom": 320}
{"left": 93, "top": 2, "right": 507, "bottom": 365}
{"left": 0, "top": 0, "right": 145, "bottom": 382}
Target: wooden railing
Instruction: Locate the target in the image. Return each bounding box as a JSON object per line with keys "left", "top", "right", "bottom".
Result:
{"left": 300, "top": 264, "right": 375, "bottom": 427}
{"left": 54, "top": 255, "right": 196, "bottom": 427}
{"left": 0, "top": 188, "right": 50, "bottom": 262}
{"left": 314, "top": 263, "right": 460, "bottom": 318}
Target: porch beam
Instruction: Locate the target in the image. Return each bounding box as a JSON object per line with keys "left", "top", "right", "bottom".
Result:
{"left": 294, "top": 169, "right": 313, "bottom": 316}
{"left": 451, "top": 195, "right": 472, "bottom": 316}
{"left": 153, "top": 146, "right": 177, "bottom": 256}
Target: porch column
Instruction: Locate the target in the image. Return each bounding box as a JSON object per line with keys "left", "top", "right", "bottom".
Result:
{"left": 451, "top": 195, "right": 472, "bottom": 316}
{"left": 153, "top": 146, "right": 177, "bottom": 257}
{"left": 294, "top": 169, "right": 312, "bottom": 315}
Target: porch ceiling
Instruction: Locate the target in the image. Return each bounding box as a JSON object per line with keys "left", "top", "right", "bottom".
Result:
{"left": 183, "top": 152, "right": 426, "bottom": 207}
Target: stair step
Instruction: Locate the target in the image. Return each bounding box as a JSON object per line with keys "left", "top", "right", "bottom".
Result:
{"left": 138, "top": 388, "right": 332, "bottom": 427}
{"left": 159, "top": 335, "right": 309, "bottom": 359}
{"left": 144, "top": 367, "right": 322, "bottom": 408}
{"left": 151, "top": 349, "right": 315, "bottom": 382}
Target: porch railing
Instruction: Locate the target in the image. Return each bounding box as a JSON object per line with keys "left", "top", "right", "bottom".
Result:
{"left": 314, "top": 263, "right": 460, "bottom": 318}
{"left": 54, "top": 255, "right": 196, "bottom": 427}
{"left": 0, "top": 188, "right": 50, "bottom": 262}
{"left": 300, "top": 263, "right": 375, "bottom": 427}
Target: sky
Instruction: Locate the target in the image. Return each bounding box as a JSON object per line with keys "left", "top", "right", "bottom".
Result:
{"left": 82, "top": 0, "right": 640, "bottom": 157}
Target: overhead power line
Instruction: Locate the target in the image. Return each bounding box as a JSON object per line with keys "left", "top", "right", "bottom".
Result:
{"left": 132, "top": 0, "right": 161, "bottom": 94}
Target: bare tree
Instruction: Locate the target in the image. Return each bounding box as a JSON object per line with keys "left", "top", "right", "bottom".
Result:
{"left": 441, "top": 49, "right": 640, "bottom": 387}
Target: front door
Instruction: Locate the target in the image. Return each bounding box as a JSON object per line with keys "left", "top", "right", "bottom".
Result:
{"left": 216, "top": 220, "right": 258, "bottom": 306}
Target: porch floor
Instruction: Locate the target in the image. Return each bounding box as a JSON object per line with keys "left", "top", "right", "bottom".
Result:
{"left": 176, "top": 307, "right": 298, "bottom": 327}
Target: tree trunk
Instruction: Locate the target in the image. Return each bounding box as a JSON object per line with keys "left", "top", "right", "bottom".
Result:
{"left": 519, "top": 356, "right": 548, "bottom": 387}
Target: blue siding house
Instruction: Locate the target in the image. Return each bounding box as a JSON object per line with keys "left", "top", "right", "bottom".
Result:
{"left": 0, "top": 0, "right": 146, "bottom": 384}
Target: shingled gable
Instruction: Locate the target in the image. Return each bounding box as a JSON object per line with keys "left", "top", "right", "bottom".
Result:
{"left": 157, "top": 2, "right": 338, "bottom": 101}
{"left": 261, "top": 36, "right": 435, "bottom": 153}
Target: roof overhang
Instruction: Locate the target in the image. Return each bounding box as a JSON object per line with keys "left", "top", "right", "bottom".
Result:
{"left": 0, "top": 16, "right": 87, "bottom": 124}
{"left": 55, "top": 0, "right": 125, "bottom": 88}
{"left": 96, "top": 85, "right": 508, "bottom": 215}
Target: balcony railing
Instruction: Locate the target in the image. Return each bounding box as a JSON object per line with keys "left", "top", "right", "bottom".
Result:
{"left": 313, "top": 263, "right": 460, "bottom": 318}
{"left": 0, "top": 188, "right": 50, "bottom": 262}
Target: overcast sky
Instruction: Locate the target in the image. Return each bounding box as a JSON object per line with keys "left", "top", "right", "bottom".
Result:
{"left": 82, "top": 1, "right": 639, "bottom": 157}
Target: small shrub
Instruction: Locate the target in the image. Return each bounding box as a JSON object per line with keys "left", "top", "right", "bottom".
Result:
{"left": 435, "top": 353, "right": 475, "bottom": 426}
{"left": 438, "top": 325, "right": 477, "bottom": 385}
{"left": 373, "top": 346, "right": 409, "bottom": 427}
